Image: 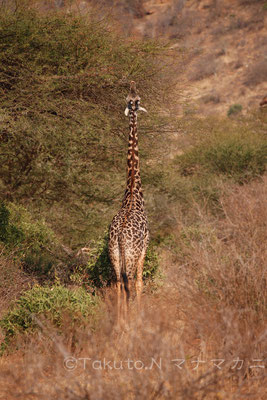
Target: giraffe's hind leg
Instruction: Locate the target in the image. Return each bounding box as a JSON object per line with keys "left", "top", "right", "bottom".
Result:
{"left": 122, "top": 277, "right": 133, "bottom": 323}
{"left": 136, "top": 252, "right": 146, "bottom": 312}
{"left": 109, "top": 241, "right": 122, "bottom": 326}
{"left": 116, "top": 279, "right": 122, "bottom": 326}
{"left": 122, "top": 280, "right": 127, "bottom": 324}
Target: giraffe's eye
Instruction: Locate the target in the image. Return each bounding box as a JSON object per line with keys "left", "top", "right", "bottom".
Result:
{"left": 128, "top": 101, "right": 133, "bottom": 110}
{"left": 135, "top": 100, "right": 140, "bottom": 109}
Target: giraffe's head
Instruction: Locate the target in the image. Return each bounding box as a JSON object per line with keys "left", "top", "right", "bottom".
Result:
{"left": 124, "top": 81, "right": 147, "bottom": 116}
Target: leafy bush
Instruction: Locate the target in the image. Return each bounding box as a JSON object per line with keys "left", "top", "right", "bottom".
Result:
{"left": 227, "top": 103, "right": 242, "bottom": 117}
{"left": 0, "top": 7, "right": 167, "bottom": 203}
{"left": 0, "top": 203, "right": 24, "bottom": 246}
{"left": 176, "top": 136, "right": 266, "bottom": 183}
{"left": 0, "top": 202, "right": 57, "bottom": 276}
{"left": 142, "top": 241, "right": 159, "bottom": 280}
{"left": 0, "top": 284, "right": 99, "bottom": 352}
{"left": 85, "top": 233, "right": 114, "bottom": 289}
{"left": 0, "top": 6, "right": 174, "bottom": 247}
{"left": 7, "top": 203, "right": 55, "bottom": 252}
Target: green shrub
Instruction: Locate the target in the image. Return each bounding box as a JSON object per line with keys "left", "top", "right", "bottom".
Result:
{"left": 0, "top": 284, "right": 99, "bottom": 352}
{"left": 142, "top": 241, "right": 159, "bottom": 280}
{"left": 227, "top": 103, "right": 242, "bottom": 117}
{"left": 7, "top": 203, "right": 55, "bottom": 252}
{"left": 0, "top": 202, "right": 57, "bottom": 276}
{"left": 0, "top": 6, "right": 174, "bottom": 247}
{"left": 0, "top": 8, "right": 168, "bottom": 204}
{"left": 204, "top": 142, "right": 265, "bottom": 179}
{"left": 85, "top": 233, "right": 115, "bottom": 289}
{"left": 177, "top": 136, "right": 266, "bottom": 183}
{"left": 0, "top": 203, "right": 24, "bottom": 246}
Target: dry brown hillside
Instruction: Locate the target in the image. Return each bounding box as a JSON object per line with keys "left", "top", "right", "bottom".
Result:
{"left": 127, "top": 0, "right": 267, "bottom": 115}
{"left": 24, "top": 0, "right": 267, "bottom": 115}
{"left": 73, "top": 0, "right": 267, "bottom": 115}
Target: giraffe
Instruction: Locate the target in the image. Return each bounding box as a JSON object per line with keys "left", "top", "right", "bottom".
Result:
{"left": 108, "top": 81, "right": 149, "bottom": 324}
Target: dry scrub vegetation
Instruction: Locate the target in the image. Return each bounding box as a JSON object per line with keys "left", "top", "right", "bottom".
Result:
{"left": 188, "top": 54, "right": 218, "bottom": 82}
{"left": 0, "top": 2, "right": 267, "bottom": 399}
{"left": 244, "top": 60, "right": 267, "bottom": 88}
{"left": 0, "top": 177, "right": 266, "bottom": 399}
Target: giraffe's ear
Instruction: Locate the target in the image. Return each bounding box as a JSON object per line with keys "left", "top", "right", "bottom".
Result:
{"left": 139, "top": 106, "right": 147, "bottom": 113}
{"left": 124, "top": 107, "right": 129, "bottom": 116}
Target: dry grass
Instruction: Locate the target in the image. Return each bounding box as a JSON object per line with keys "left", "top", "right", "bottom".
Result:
{"left": 156, "top": 7, "right": 200, "bottom": 40}
{"left": 244, "top": 60, "right": 267, "bottom": 87}
{"left": 188, "top": 54, "right": 218, "bottom": 82}
{"left": 200, "top": 92, "right": 221, "bottom": 104}
{"left": 0, "top": 176, "right": 266, "bottom": 399}
{"left": 0, "top": 250, "right": 34, "bottom": 318}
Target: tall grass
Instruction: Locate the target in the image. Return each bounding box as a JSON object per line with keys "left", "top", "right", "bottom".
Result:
{"left": 0, "top": 177, "right": 266, "bottom": 398}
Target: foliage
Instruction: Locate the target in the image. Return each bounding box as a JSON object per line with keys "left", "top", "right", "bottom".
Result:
{"left": 0, "top": 5, "right": 177, "bottom": 284}
{"left": 176, "top": 133, "right": 266, "bottom": 183}
{"left": 142, "top": 241, "right": 159, "bottom": 280}
{"left": 0, "top": 284, "right": 99, "bottom": 352}
{"left": 0, "top": 6, "right": 173, "bottom": 246}
{"left": 0, "top": 203, "right": 24, "bottom": 246}
{"left": 0, "top": 202, "right": 57, "bottom": 276}
{"left": 140, "top": 113, "right": 267, "bottom": 238}
{"left": 85, "top": 233, "right": 114, "bottom": 289}
{"left": 7, "top": 203, "right": 56, "bottom": 252}
{"left": 227, "top": 103, "right": 242, "bottom": 116}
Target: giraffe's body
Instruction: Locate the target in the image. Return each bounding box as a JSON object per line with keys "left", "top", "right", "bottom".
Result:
{"left": 108, "top": 82, "right": 149, "bottom": 320}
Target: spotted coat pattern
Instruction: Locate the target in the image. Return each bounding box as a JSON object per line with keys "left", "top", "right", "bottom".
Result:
{"left": 108, "top": 84, "right": 149, "bottom": 297}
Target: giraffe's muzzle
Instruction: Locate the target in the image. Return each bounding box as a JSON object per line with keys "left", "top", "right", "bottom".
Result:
{"left": 124, "top": 100, "right": 147, "bottom": 116}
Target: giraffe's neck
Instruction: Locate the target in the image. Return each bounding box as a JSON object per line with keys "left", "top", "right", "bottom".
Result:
{"left": 122, "top": 110, "right": 144, "bottom": 209}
